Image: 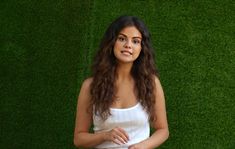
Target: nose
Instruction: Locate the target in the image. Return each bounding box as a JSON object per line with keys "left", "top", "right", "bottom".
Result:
{"left": 124, "top": 40, "right": 131, "bottom": 49}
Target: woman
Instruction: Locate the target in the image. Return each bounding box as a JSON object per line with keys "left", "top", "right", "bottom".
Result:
{"left": 74, "top": 15, "right": 169, "bottom": 149}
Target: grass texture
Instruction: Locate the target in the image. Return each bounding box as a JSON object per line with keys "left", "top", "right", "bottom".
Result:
{"left": 0, "top": 0, "right": 234, "bottom": 149}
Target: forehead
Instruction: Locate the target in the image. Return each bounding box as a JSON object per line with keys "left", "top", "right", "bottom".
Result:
{"left": 119, "top": 26, "right": 142, "bottom": 38}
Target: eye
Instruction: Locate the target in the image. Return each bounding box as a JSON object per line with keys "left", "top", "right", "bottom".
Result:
{"left": 133, "top": 39, "right": 141, "bottom": 44}
{"left": 118, "top": 36, "right": 125, "bottom": 42}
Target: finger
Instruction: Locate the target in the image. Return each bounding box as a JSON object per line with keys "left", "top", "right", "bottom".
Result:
{"left": 114, "top": 134, "right": 127, "bottom": 144}
{"left": 112, "top": 136, "right": 122, "bottom": 145}
{"left": 117, "top": 127, "right": 129, "bottom": 141}
{"left": 114, "top": 129, "right": 128, "bottom": 143}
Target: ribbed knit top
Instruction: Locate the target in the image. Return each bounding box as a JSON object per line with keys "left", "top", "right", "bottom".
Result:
{"left": 93, "top": 102, "right": 150, "bottom": 149}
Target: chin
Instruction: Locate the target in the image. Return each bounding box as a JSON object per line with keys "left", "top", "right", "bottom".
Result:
{"left": 115, "top": 55, "right": 138, "bottom": 64}
{"left": 117, "top": 59, "right": 135, "bottom": 64}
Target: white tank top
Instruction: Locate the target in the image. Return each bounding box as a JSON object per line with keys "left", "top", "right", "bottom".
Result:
{"left": 93, "top": 102, "right": 150, "bottom": 149}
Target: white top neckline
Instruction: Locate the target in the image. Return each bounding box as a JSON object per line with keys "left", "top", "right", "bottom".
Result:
{"left": 110, "top": 102, "right": 140, "bottom": 111}
{"left": 93, "top": 101, "right": 150, "bottom": 148}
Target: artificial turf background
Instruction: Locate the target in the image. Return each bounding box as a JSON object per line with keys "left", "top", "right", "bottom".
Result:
{"left": 1, "top": 0, "right": 234, "bottom": 149}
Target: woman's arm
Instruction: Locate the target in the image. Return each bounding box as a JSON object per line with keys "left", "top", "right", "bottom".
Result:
{"left": 74, "top": 78, "right": 129, "bottom": 148}
{"left": 129, "top": 77, "right": 169, "bottom": 149}
{"left": 74, "top": 78, "right": 106, "bottom": 148}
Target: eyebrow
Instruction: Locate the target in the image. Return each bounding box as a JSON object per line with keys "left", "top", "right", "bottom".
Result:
{"left": 118, "top": 33, "right": 142, "bottom": 39}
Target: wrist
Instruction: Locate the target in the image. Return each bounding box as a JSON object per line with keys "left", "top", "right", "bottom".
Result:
{"left": 102, "top": 131, "right": 108, "bottom": 141}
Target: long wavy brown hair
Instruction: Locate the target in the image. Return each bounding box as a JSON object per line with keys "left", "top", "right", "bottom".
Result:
{"left": 90, "top": 15, "right": 159, "bottom": 122}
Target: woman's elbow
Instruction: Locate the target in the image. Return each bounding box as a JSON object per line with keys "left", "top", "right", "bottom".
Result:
{"left": 73, "top": 138, "right": 79, "bottom": 147}
{"left": 73, "top": 136, "right": 82, "bottom": 148}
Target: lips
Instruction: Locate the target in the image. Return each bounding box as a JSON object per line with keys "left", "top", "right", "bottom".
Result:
{"left": 121, "top": 50, "right": 132, "bottom": 55}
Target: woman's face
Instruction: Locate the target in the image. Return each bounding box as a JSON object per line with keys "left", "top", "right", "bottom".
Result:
{"left": 113, "top": 26, "right": 142, "bottom": 64}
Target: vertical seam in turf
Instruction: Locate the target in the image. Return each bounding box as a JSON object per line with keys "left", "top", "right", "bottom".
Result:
{"left": 85, "top": 0, "right": 96, "bottom": 77}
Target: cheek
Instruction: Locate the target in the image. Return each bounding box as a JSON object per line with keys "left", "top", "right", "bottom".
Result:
{"left": 113, "top": 41, "right": 122, "bottom": 51}
{"left": 113, "top": 44, "right": 118, "bottom": 51}
{"left": 134, "top": 46, "right": 142, "bottom": 57}
{"left": 113, "top": 44, "right": 120, "bottom": 58}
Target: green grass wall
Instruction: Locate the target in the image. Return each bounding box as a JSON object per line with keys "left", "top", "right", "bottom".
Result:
{"left": 1, "top": 0, "right": 234, "bottom": 149}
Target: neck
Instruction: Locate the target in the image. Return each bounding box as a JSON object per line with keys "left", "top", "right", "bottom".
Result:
{"left": 116, "top": 63, "right": 133, "bottom": 81}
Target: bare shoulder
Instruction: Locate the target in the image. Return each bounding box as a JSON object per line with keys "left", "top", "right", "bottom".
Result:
{"left": 153, "top": 75, "right": 162, "bottom": 88}
{"left": 81, "top": 77, "right": 93, "bottom": 90}
{"left": 82, "top": 77, "right": 93, "bottom": 88}
{"left": 78, "top": 77, "right": 93, "bottom": 104}
{"left": 152, "top": 75, "right": 165, "bottom": 99}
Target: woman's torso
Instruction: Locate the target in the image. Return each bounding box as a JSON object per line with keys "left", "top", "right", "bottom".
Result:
{"left": 93, "top": 102, "right": 150, "bottom": 149}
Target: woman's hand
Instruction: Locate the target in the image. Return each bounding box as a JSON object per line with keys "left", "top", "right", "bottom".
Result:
{"left": 104, "top": 127, "right": 129, "bottom": 145}
{"left": 128, "top": 142, "right": 147, "bottom": 149}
